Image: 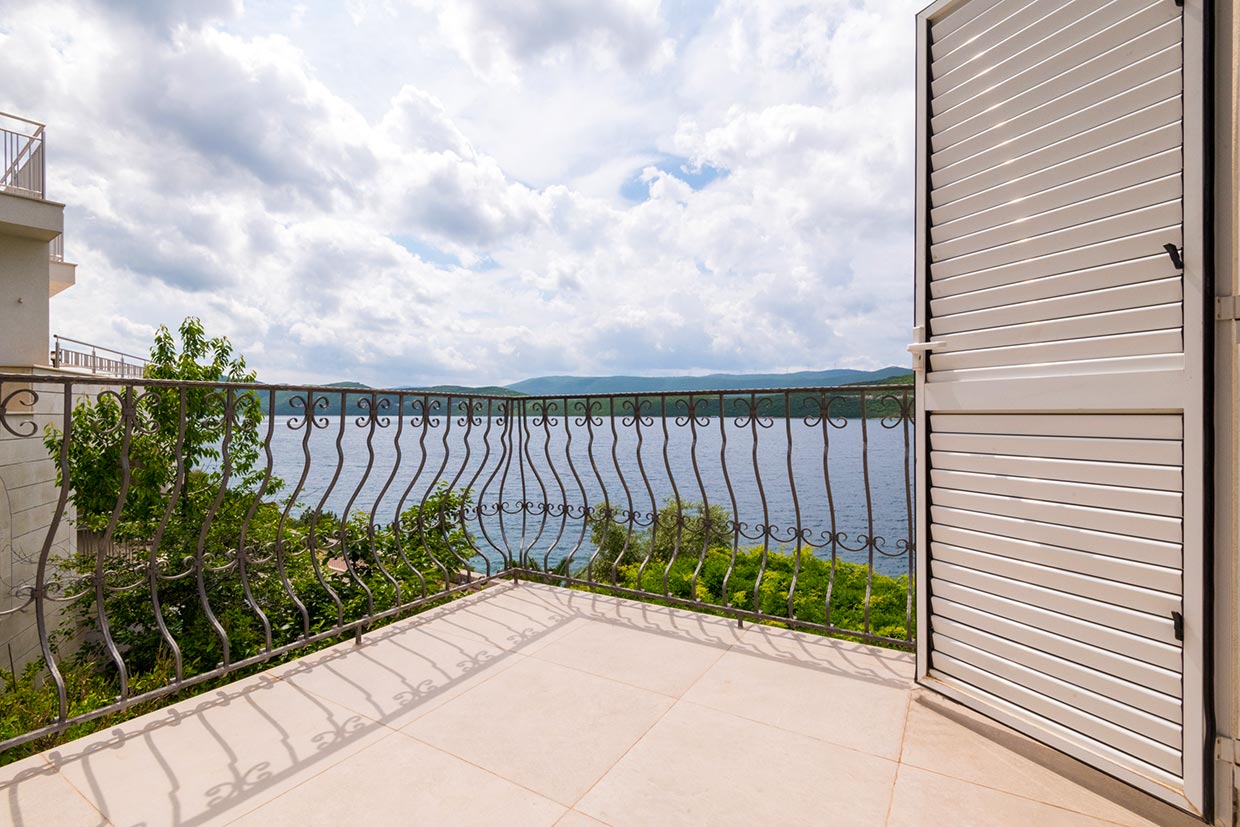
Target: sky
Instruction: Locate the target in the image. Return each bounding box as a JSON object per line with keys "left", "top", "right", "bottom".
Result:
{"left": 1, "top": 0, "right": 923, "bottom": 387}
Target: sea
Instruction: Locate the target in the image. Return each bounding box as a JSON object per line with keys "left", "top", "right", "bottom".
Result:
{"left": 262, "top": 414, "right": 915, "bottom": 578}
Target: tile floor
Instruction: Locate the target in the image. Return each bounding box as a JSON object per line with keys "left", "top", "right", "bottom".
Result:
{"left": 0, "top": 582, "right": 1206, "bottom": 826}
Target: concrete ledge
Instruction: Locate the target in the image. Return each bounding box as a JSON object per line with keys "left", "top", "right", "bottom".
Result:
{"left": 0, "top": 191, "right": 63, "bottom": 242}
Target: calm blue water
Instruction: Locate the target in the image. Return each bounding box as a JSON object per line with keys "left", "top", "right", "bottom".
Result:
{"left": 262, "top": 415, "right": 914, "bottom": 578}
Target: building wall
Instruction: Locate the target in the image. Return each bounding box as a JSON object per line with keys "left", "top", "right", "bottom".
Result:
{"left": 0, "top": 234, "right": 52, "bottom": 368}
{"left": 0, "top": 374, "right": 83, "bottom": 673}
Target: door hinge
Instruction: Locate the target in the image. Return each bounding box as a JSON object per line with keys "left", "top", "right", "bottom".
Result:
{"left": 1217, "top": 296, "right": 1240, "bottom": 321}
{"left": 1216, "top": 737, "right": 1240, "bottom": 799}
{"left": 1172, "top": 610, "right": 1184, "bottom": 641}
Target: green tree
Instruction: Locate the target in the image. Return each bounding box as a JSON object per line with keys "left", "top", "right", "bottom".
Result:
{"left": 44, "top": 316, "right": 263, "bottom": 535}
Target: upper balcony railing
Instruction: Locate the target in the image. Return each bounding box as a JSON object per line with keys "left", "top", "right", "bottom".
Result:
{"left": 0, "top": 112, "right": 45, "bottom": 200}
{"left": 49, "top": 233, "right": 63, "bottom": 262}
{"left": 0, "top": 372, "right": 913, "bottom": 756}
{"left": 50, "top": 335, "right": 150, "bottom": 379}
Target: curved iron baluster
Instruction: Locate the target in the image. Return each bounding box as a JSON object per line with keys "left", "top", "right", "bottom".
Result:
{"left": 538, "top": 399, "right": 570, "bottom": 573}
{"left": 301, "top": 391, "right": 346, "bottom": 633}
{"left": 368, "top": 395, "right": 409, "bottom": 608}
{"left": 392, "top": 396, "right": 434, "bottom": 599}
{"left": 859, "top": 391, "right": 875, "bottom": 637}
{"left": 555, "top": 397, "right": 591, "bottom": 577}
{"left": 657, "top": 396, "right": 685, "bottom": 597}
{"left": 234, "top": 389, "right": 275, "bottom": 654}
{"left": 717, "top": 394, "right": 742, "bottom": 614}
{"left": 630, "top": 398, "right": 661, "bottom": 590}
{"left": 146, "top": 386, "right": 189, "bottom": 680}
{"left": 95, "top": 386, "right": 139, "bottom": 699}
{"left": 193, "top": 388, "right": 237, "bottom": 668}
{"left": 272, "top": 392, "right": 319, "bottom": 640}
{"left": 783, "top": 390, "right": 805, "bottom": 620}
{"left": 683, "top": 396, "right": 712, "bottom": 603}
{"left": 33, "top": 384, "right": 71, "bottom": 730}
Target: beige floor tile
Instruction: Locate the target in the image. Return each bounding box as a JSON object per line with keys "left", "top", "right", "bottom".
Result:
{"left": 554, "top": 810, "right": 611, "bottom": 827}
{"left": 228, "top": 730, "right": 564, "bottom": 827}
{"left": 411, "top": 584, "right": 580, "bottom": 653}
{"left": 403, "top": 656, "right": 673, "bottom": 805}
{"left": 682, "top": 646, "right": 911, "bottom": 760}
{"left": 272, "top": 622, "right": 523, "bottom": 728}
{"left": 887, "top": 764, "right": 1120, "bottom": 827}
{"left": 507, "top": 582, "right": 747, "bottom": 649}
{"left": 0, "top": 753, "right": 108, "bottom": 827}
{"left": 530, "top": 617, "right": 727, "bottom": 696}
{"left": 899, "top": 694, "right": 1203, "bottom": 827}
{"left": 46, "top": 672, "right": 390, "bottom": 827}
{"left": 576, "top": 702, "right": 897, "bottom": 827}
{"left": 732, "top": 623, "right": 915, "bottom": 682}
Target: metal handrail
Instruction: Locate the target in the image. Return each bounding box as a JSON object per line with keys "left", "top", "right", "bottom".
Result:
{"left": 0, "top": 112, "right": 45, "bottom": 199}
{"left": 50, "top": 335, "right": 151, "bottom": 378}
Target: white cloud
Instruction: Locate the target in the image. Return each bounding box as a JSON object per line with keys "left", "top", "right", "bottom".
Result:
{"left": 1, "top": 0, "right": 921, "bottom": 387}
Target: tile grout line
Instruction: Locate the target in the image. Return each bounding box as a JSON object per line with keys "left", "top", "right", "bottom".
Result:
{"left": 891, "top": 762, "right": 1169, "bottom": 827}
{"left": 217, "top": 728, "right": 411, "bottom": 827}
{"left": 883, "top": 690, "right": 919, "bottom": 826}
{"left": 673, "top": 696, "right": 905, "bottom": 766}
{"left": 35, "top": 751, "right": 116, "bottom": 827}
{"left": 563, "top": 629, "right": 736, "bottom": 818}
{"left": 393, "top": 728, "right": 571, "bottom": 813}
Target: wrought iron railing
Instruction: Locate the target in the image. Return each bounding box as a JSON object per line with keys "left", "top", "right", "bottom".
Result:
{"left": 50, "top": 336, "right": 150, "bottom": 378}
{"left": 0, "top": 113, "right": 45, "bottom": 200}
{"left": 0, "top": 373, "right": 914, "bottom": 754}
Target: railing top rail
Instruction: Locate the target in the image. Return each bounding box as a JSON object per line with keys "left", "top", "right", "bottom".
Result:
{"left": 0, "top": 371, "right": 910, "bottom": 400}
{"left": 0, "top": 111, "right": 46, "bottom": 131}
{"left": 51, "top": 335, "right": 151, "bottom": 364}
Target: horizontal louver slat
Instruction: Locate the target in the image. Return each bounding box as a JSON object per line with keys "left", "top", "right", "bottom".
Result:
{"left": 929, "top": 432, "right": 1180, "bottom": 464}
{"left": 932, "top": 0, "right": 1175, "bottom": 109}
{"left": 931, "top": 591, "right": 1182, "bottom": 691}
{"left": 932, "top": 633, "right": 1182, "bottom": 746}
{"left": 931, "top": 652, "right": 1182, "bottom": 772}
{"left": 932, "top": 278, "right": 1181, "bottom": 334}
{"left": 931, "top": 487, "right": 1181, "bottom": 541}
{"left": 932, "top": 201, "right": 1181, "bottom": 280}
{"left": 932, "top": 595, "right": 1185, "bottom": 699}
{"left": 934, "top": 304, "right": 1182, "bottom": 354}
{"left": 930, "top": 254, "right": 1177, "bottom": 315}
{"left": 931, "top": 40, "right": 1181, "bottom": 153}
{"left": 931, "top": 413, "right": 1182, "bottom": 439}
{"left": 930, "top": 467, "right": 1182, "bottom": 516}
{"left": 932, "top": 505, "right": 1181, "bottom": 568}
{"left": 931, "top": 559, "right": 1177, "bottom": 643}
{"left": 928, "top": 329, "right": 1182, "bottom": 372}
{"left": 932, "top": 0, "right": 1082, "bottom": 91}
{"left": 931, "top": 0, "right": 1029, "bottom": 59}
{"left": 932, "top": 524, "right": 1182, "bottom": 593}
{"left": 932, "top": 175, "right": 1180, "bottom": 262}
{"left": 933, "top": 108, "right": 1181, "bottom": 220}
{"left": 932, "top": 542, "right": 1180, "bottom": 614}
{"left": 930, "top": 450, "right": 1182, "bottom": 491}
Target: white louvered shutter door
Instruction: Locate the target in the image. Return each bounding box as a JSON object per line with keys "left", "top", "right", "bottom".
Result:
{"left": 914, "top": 0, "right": 1208, "bottom": 815}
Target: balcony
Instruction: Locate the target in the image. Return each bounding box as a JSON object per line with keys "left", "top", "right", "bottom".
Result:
{"left": 0, "top": 113, "right": 44, "bottom": 201}
{"left": 0, "top": 374, "right": 1203, "bottom": 825}
{"left": 49, "top": 335, "right": 150, "bottom": 378}
{"left": 0, "top": 582, "right": 1199, "bottom": 826}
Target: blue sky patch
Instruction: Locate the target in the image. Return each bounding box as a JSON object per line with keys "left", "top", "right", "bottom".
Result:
{"left": 392, "top": 234, "right": 459, "bottom": 267}
{"left": 620, "top": 155, "right": 728, "bottom": 202}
